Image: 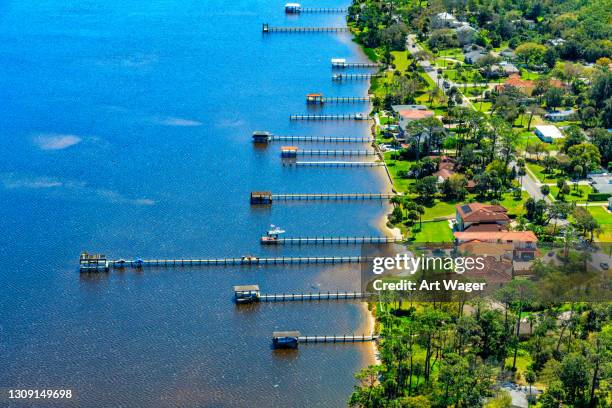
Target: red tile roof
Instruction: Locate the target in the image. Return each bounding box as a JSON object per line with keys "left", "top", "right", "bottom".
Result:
{"left": 453, "top": 231, "right": 538, "bottom": 243}
{"left": 399, "top": 110, "right": 434, "bottom": 120}
{"left": 456, "top": 203, "right": 509, "bottom": 223}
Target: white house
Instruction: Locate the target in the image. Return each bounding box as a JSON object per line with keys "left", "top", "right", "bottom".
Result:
{"left": 431, "top": 12, "right": 459, "bottom": 29}
{"left": 455, "top": 24, "right": 476, "bottom": 45}
{"left": 534, "top": 125, "right": 564, "bottom": 143}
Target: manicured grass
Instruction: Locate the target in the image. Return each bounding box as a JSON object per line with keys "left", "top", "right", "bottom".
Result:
{"left": 437, "top": 48, "right": 464, "bottom": 62}
{"left": 549, "top": 185, "right": 593, "bottom": 202}
{"left": 410, "top": 220, "right": 454, "bottom": 242}
{"left": 517, "top": 131, "right": 548, "bottom": 151}
{"left": 588, "top": 206, "right": 612, "bottom": 242}
{"left": 384, "top": 155, "right": 417, "bottom": 193}
{"left": 419, "top": 72, "right": 436, "bottom": 89}
{"left": 475, "top": 101, "right": 492, "bottom": 113}
{"left": 519, "top": 69, "right": 541, "bottom": 80}
{"left": 497, "top": 191, "right": 529, "bottom": 216}
{"left": 421, "top": 199, "right": 457, "bottom": 220}
{"left": 526, "top": 162, "right": 563, "bottom": 184}
{"left": 391, "top": 50, "right": 410, "bottom": 71}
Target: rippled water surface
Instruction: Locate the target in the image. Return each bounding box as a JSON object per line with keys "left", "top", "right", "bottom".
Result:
{"left": 0, "top": 1, "right": 390, "bottom": 406}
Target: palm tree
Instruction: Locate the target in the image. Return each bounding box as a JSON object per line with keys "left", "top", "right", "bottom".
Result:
{"left": 526, "top": 104, "right": 544, "bottom": 131}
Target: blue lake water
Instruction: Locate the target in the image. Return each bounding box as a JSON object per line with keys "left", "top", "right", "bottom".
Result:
{"left": 0, "top": 1, "right": 390, "bottom": 406}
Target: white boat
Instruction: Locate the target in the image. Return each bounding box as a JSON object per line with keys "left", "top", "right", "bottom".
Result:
{"left": 267, "top": 225, "right": 285, "bottom": 236}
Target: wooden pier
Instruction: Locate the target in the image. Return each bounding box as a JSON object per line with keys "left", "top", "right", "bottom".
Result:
{"left": 272, "top": 331, "right": 378, "bottom": 349}
{"left": 333, "top": 73, "right": 378, "bottom": 81}
{"left": 286, "top": 7, "right": 347, "bottom": 14}
{"left": 80, "top": 254, "right": 367, "bottom": 271}
{"left": 332, "top": 62, "right": 381, "bottom": 68}
{"left": 286, "top": 161, "right": 384, "bottom": 167}
{"left": 272, "top": 135, "right": 372, "bottom": 142}
{"left": 233, "top": 285, "right": 370, "bottom": 303}
{"left": 262, "top": 24, "right": 349, "bottom": 33}
{"left": 281, "top": 147, "right": 376, "bottom": 157}
{"left": 261, "top": 236, "right": 404, "bottom": 245}
{"left": 252, "top": 131, "right": 372, "bottom": 144}
{"left": 289, "top": 114, "right": 367, "bottom": 120}
{"left": 306, "top": 93, "right": 371, "bottom": 104}
{"left": 250, "top": 192, "right": 397, "bottom": 204}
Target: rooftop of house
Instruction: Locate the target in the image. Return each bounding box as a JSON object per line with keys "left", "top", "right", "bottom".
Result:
{"left": 454, "top": 231, "right": 538, "bottom": 243}
{"left": 391, "top": 104, "right": 428, "bottom": 114}
{"left": 434, "top": 12, "right": 457, "bottom": 21}
{"left": 464, "top": 223, "right": 508, "bottom": 232}
{"left": 545, "top": 109, "right": 575, "bottom": 116}
{"left": 590, "top": 174, "right": 612, "bottom": 194}
{"left": 535, "top": 125, "right": 564, "bottom": 139}
{"left": 456, "top": 203, "right": 509, "bottom": 223}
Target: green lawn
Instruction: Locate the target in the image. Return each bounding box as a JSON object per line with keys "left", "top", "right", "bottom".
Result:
{"left": 421, "top": 199, "right": 458, "bottom": 220}
{"left": 384, "top": 155, "right": 417, "bottom": 193}
{"left": 588, "top": 206, "right": 612, "bottom": 242}
{"left": 391, "top": 50, "right": 410, "bottom": 71}
{"left": 519, "top": 69, "right": 541, "bottom": 80}
{"left": 410, "top": 220, "right": 454, "bottom": 242}
{"left": 526, "top": 162, "right": 563, "bottom": 183}
{"left": 497, "top": 191, "right": 529, "bottom": 216}
{"left": 475, "top": 101, "right": 492, "bottom": 113}
{"left": 549, "top": 185, "right": 593, "bottom": 202}
{"left": 437, "top": 48, "right": 464, "bottom": 61}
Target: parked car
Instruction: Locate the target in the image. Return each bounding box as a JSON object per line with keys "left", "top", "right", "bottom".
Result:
{"left": 600, "top": 262, "right": 609, "bottom": 270}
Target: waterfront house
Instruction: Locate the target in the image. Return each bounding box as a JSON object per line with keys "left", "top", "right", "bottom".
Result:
{"left": 534, "top": 125, "right": 564, "bottom": 143}
{"left": 397, "top": 108, "right": 435, "bottom": 137}
{"left": 455, "top": 203, "right": 510, "bottom": 232}
{"left": 544, "top": 109, "right": 575, "bottom": 122}
{"left": 391, "top": 104, "right": 428, "bottom": 114}
{"left": 453, "top": 231, "right": 538, "bottom": 261}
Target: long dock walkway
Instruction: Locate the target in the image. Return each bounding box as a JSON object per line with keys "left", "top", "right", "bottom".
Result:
{"left": 308, "top": 96, "right": 371, "bottom": 104}
{"left": 262, "top": 24, "right": 349, "bottom": 33}
{"left": 333, "top": 73, "right": 378, "bottom": 81}
{"left": 332, "top": 62, "right": 380, "bottom": 68}
{"left": 250, "top": 192, "right": 397, "bottom": 204}
{"left": 286, "top": 161, "right": 384, "bottom": 167}
{"left": 272, "top": 193, "right": 395, "bottom": 200}
{"left": 272, "top": 135, "right": 372, "bottom": 142}
{"left": 292, "top": 149, "right": 376, "bottom": 156}
{"left": 80, "top": 254, "right": 368, "bottom": 271}
{"left": 299, "top": 8, "right": 347, "bottom": 13}
{"left": 272, "top": 331, "right": 378, "bottom": 348}
{"left": 261, "top": 236, "right": 403, "bottom": 245}
{"left": 234, "top": 285, "right": 372, "bottom": 303}
{"left": 260, "top": 292, "right": 369, "bottom": 301}
{"left": 289, "top": 114, "right": 367, "bottom": 121}
{"left": 298, "top": 334, "right": 378, "bottom": 343}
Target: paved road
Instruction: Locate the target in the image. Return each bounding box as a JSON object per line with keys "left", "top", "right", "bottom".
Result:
{"left": 406, "top": 35, "right": 473, "bottom": 109}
